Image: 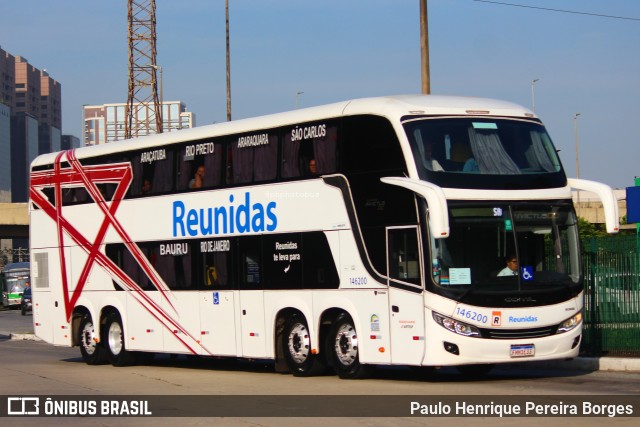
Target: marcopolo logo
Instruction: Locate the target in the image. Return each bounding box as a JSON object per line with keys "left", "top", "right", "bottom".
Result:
{"left": 173, "top": 192, "right": 278, "bottom": 237}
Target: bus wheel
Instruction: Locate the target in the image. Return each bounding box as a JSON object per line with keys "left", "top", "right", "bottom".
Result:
{"left": 104, "top": 312, "right": 135, "bottom": 367}
{"left": 283, "top": 314, "right": 325, "bottom": 376}
{"left": 456, "top": 364, "right": 494, "bottom": 377}
{"left": 329, "top": 314, "right": 370, "bottom": 379}
{"left": 78, "top": 314, "right": 106, "bottom": 365}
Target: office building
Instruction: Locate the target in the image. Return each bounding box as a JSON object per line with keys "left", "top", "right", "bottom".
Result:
{"left": 0, "top": 46, "right": 75, "bottom": 256}
{"left": 0, "top": 46, "right": 64, "bottom": 202}
{"left": 0, "top": 47, "right": 15, "bottom": 111}
{"left": 0, "top": 103, "right": 10, "bottom": 203}
{"left": 10, "top": 113, "right": 39, "bottom": 202}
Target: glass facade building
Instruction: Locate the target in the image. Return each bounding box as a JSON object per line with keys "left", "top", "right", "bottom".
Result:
{"left": 0, "top": 104, "right": 10, "bottom": 203}
{"left": 84, "top": 101, "right": 196, "bottom": 145}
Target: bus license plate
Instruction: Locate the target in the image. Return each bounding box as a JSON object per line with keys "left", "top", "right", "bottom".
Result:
{"left": 510, "top": 344, "right": 535, "bottom": 358}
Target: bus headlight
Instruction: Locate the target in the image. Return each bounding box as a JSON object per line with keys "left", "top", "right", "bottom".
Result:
{"left": 432, "top": 312, "right": 481, "bottom": 338}
{"left": 556, "top": 312, "right": 582, "bottom": 334}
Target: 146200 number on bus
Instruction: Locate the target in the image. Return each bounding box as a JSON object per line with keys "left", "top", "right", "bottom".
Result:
{"left": 455, "top": 308, "right": 488, "bottom": 324}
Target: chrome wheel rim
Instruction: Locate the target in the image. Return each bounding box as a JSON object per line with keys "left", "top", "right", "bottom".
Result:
{"left": 287, "top": 322, "right": 311, "bottom": 364}
{"left": 108, "top": 321, "right": 123, "bottom": 356}
{"left": 81, "top": 321, "right": 97, "bottom": 355}
{"left": 334, "top": 322, "right": 358, "bottom": 366}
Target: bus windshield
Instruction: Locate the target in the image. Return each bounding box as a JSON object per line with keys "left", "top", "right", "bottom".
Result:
{"left": 429, "top": 203, "right": 581, "bottom": 305}
{"left": 404, "top": 117, "right": 565, "bottom": 189}
{"left": 7, "top": 278, "right": 27, "bottom": 294}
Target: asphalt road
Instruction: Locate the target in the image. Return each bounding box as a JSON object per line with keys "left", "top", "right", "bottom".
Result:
{"left": 1, "top": 307, "right": 639, "bottom": 425}
{"left": 1, "top": 337, "right": 639, "bottom": 425}
{"left": 0, "top": 304, "right": 34, "bottom": 335}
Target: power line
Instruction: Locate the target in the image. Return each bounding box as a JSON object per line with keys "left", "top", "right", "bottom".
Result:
{"left": 469, "top": 0, "right": 640, "bottom": 22}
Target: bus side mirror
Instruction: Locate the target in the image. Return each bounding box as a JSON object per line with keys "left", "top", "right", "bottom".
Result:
{"left": 568, "top": 178, "right": 619, "bottom": 234}
{"left": 380, "top": 177, "right": 449, "bottom": 239}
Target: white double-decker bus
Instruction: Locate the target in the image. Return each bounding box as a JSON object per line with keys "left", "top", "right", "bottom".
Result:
{"left": 29, "top": 95, "right": 619, "bottom": 377}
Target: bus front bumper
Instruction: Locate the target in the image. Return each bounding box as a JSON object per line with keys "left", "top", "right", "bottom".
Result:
{"left": 423, "top": 324, "right": 582, "bottom": 366}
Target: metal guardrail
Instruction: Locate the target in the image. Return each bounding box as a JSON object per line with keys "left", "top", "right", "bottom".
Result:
{"left": 581, "top": 235, "right": 640, "bottom": 356}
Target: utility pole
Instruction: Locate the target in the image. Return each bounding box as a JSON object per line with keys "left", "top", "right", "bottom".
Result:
{"left": 420, "top": 0, "right": 431, "bottom": 94}
{"left": 574, "top": 113, "right": 581, "bottom": 216}
{"left": 574, "top": 113, "right": 581, "bottom": 180}
{"left": 226, "top": 0, "right": 232, "bottom": 121}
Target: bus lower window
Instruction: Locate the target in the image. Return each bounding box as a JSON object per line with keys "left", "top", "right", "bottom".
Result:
{"left": 203, "top": 252, "right": 231, "bottom": 289}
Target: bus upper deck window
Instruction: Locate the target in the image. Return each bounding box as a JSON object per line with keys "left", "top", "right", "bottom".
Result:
{"left": 282, "top": 123, "right": 337, "bottom": 178}
{"left": 178, "top": 140, "right": 223, "bottom": 191}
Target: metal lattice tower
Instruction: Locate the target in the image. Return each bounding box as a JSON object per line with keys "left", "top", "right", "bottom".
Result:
{"left": 125, "top": 0, "right": 162, "bottom": 139}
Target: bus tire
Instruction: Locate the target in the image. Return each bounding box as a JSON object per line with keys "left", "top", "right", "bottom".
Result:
{"left": 282, "top": 314, "right": 325, "bottom": 377}
{"left": 104, "top": 311, "right": 135, "bottom": 367}
{"left": 78, "top": 314, "right": 107, "bottom": 365}
{"left": 456, "top": 364, "right": 494, "bottom": 377}
{"left": 329, "top": 314, "right": 370, "bottom": 379}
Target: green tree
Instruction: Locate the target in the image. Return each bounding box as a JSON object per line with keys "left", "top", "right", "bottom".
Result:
{"left": 577, "top": 216, "right": 605, "bottom": 240}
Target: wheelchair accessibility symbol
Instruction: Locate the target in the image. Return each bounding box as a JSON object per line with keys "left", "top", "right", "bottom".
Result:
{"left": 521, "top": 267, "right": 534, "bottom": 281}
{"left": 212, "top": 291, "right": 220, "bottom": 305}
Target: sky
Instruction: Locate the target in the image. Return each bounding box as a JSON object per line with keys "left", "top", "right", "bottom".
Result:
{"left": 1, "top": 0, "right": 639, "bottom": 188}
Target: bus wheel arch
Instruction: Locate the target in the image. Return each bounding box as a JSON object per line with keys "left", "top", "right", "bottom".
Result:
{"left": 75, "top": 307, "right": 107, "bottom": 365}
{"left": 327, "top": 311, "right": 371, "bottom": 379}
{"left": 101, "top": 308, "right": 136, "bottom": 367}
{"left": 276, "top": 308, "right": 326, "bottom": 376}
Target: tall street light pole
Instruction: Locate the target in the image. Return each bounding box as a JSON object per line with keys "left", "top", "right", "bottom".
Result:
{"left": 420, "top": 0, "right": 430, "bottom": 94}
{"left": 574, "top": 112, "right": 581, "bottom": 179}
{"left": 226, "top": 0, "right": 232, "bottom": 121}
{"left": 531, "top": 78, "right": 539, "bottom": 112}
{"left": 574, "top": 112, "right": 581, "bottom": 216}
{"left": 295, "top": 91, "right": 304, "bottom": 109}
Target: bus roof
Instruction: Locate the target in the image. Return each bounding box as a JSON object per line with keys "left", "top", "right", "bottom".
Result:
{"left": 1, "top": 262, "right": 30, "bottom": 273}
{"left": 31, "top": 94, "right": 536, "bottom": 167}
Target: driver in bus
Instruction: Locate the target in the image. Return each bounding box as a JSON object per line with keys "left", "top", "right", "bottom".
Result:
{"left": 497, "top": 255, "right": 519, "bottom": 276}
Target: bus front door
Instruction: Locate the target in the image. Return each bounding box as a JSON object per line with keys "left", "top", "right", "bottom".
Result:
{"left": 386, "top": 226, "right": 427, "bottom": 365}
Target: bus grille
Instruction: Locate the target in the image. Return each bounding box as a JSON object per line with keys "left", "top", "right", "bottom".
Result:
{"left": 479, "top": 325, "right": 559, "bottom": 339}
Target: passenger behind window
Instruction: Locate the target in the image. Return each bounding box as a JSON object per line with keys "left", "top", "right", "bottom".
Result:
{"left": 463, "top": 158, "right": 479, "bottom": 172}
{"left": 450, "top": 142, "right": 478, "bottom": 172}
{"left": 142, "top": 179, "right": 152, "bottom": 194}
{"left": 189, "top": 165, "right": 205, "bottom": 189}
{"left": 308, "top": 159, "right": 318, "bottom": 175}
{"left": 419, "top": 140, "right": 444, "bottom": 172}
